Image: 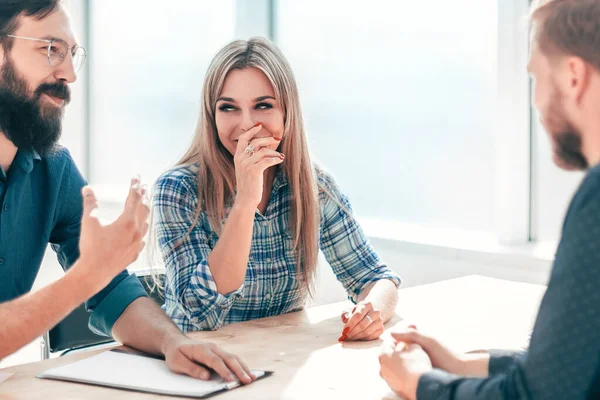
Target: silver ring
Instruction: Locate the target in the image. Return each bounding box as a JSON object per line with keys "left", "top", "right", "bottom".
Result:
{"left": 366, "top": 315, "right": 373, "bottom": 324}
{"left": 244, "top": 144, "right": 255, "bottom": 156}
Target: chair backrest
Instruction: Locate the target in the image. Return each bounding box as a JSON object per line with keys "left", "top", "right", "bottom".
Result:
{"left": 47, "top": 270, "right": 165, "bottom": 354}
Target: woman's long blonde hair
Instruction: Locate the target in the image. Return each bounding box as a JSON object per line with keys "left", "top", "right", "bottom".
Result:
{"left": 175, "top": 37, "right": 320, "bottom": 296}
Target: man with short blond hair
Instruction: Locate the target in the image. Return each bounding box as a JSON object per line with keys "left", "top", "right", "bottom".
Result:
{"left": 379, "top": 1, "right": 600, "bottom": 398}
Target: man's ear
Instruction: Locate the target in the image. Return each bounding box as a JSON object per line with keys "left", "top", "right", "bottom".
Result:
{"left": 565, "top": 56, "right": 591, "bottom": 105}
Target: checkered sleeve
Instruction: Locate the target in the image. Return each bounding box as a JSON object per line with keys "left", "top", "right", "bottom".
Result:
{"left": 317, "top": 169, "right": 401, "bottom": 303}
{"left": 153, "top": 170, "right": 243, "bottom": 330}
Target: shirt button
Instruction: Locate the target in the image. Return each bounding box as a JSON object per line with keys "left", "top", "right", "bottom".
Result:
{"left": 265, "top": 258, "right": 272, "bottom": 263}
{"left": 0, "top": 258, "right": 4, "bottom": 264}
{"left": 265, "top": 293, "right": 271, "bottom": 300}
{"left": 262, "top": 221, "right": 268, "bottom": 227}
{"left": 3, "top": 204, "right": 7, "bottom": 211}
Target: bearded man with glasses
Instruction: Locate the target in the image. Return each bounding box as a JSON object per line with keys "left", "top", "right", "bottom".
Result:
{"left": 0, "top": 0, "right": 255, "bottom": 385}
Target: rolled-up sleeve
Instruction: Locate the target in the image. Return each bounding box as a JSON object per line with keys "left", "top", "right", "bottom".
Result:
{"left": 317, "top": 170, "right": 401, "bottom": 303}
{"left": 85, "top": 274, "right": 148, "bottom": 335}
{"left": 153, "top": 171, "right": 243, "bottom": 330}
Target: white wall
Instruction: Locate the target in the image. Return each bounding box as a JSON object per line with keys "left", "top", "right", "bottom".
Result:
{"left": 310, "top": 237, "right": 552, "bottom": 308}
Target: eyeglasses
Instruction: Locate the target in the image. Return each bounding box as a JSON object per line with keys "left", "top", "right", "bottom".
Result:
{"left": 4, "top": 34, "right": 87, "bottom": 72}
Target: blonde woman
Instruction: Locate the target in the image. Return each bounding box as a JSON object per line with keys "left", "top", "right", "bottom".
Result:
{"left": 153, "top": 37, "right": 401, "bottom": 341}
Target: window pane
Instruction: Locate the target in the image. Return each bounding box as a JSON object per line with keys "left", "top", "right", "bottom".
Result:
{"left": 90, "top": 0, "right": 236, "bottom": 185}
{"left": 277, "top": 0, "right": 497, "bottom": 232}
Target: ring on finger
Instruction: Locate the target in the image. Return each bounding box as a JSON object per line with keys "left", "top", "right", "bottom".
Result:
{"left": 366, "top": 315, "right": 373, "bottom": 324}
{"left": 244, "top": 144, "right": 255, "bottom": 156}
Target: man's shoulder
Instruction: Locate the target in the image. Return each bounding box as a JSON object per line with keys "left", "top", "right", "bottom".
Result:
{"left": 35, "top": 146, "right": 79, "bottom": 179}
{"left": 567, "top": 165, "right": 600, "bottom": 217}
{"left": 559, "top": 164, "right": 600, "bottom": 246}
{"left": 37, "top": 146, "right": 86, "bottom": 196}
{"left": 41, "top": 146, "right": 76, "bottom": 167}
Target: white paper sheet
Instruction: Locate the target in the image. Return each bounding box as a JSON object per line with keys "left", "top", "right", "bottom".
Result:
{"left": 38, "top": 350, "right": 266, "bottom": 397}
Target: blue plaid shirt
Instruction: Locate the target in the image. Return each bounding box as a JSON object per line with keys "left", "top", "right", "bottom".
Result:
{"left": 153, "top": 164, "right": 401, "bottom": 332}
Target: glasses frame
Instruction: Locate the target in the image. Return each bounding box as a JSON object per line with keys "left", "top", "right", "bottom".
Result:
{"left": 4, "top": 34, "right": 87, "bottom": 72}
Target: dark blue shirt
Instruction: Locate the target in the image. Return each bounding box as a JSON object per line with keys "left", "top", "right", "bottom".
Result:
{"left": 0, "top": 147, "right": 147, "bottom": 336}
{"left": 418, "top": 164, "right": 600, "bottom": 399}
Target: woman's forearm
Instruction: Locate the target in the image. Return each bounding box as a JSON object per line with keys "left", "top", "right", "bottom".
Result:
{"left": 207, "top": 201, "right": 256, "bottom": 294}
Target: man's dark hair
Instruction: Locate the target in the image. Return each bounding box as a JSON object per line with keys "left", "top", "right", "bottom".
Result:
{"left": 0, "top": 0, "right": 60, "bottom": 52}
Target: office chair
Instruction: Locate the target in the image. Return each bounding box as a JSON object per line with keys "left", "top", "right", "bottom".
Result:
{"left": 40, "top": 270, "right": 165, "bottom": 359}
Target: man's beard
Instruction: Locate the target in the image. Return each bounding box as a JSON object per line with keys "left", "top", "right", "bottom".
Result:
{"left": 0, "top": 57, "right": 70, "bottom": 155}
{"left": 544, "top": 84, "right": 588, "bottom": 171}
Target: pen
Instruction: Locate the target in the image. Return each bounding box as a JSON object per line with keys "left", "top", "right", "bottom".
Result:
{"left": 224, "top": 380, "right": 241, "bottom": 390}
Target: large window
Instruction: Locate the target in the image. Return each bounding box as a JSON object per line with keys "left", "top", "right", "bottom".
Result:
{"left": 80, "top": 0, "right": 573, "bottom": 248}
{"left": 277, "top": 0, "right": 498, "bottom": 233}
{"left": 89, "top": 1, "right": 236, "bottom": 185}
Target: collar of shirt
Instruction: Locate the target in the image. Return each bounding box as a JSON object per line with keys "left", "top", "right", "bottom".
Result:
{"left": 15, "top": 148, "right": 42, "bottom": 174}
{"left": 271, "top": 166, "right": 289, "bottom": 193}
{"left": 0, "top": 148, "right": 40, "bottom": 183}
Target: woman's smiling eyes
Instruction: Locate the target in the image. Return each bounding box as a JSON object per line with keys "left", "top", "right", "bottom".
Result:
{"left": 217, "top": 102, "right": 274, "bottom": 112}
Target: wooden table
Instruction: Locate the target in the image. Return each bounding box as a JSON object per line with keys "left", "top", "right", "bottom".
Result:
{"left": 0, "top": 276, "right": 546, "bottom": 400}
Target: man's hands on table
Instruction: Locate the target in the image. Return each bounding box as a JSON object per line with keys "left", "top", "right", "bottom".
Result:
{"left": 162, "top": 335, "right": 256, "bottom": 384}
{"left": 378, "top": 326, "right": 491, "bottom": 399}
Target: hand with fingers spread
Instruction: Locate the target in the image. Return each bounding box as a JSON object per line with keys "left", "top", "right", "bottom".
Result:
{"left": 379, "top": 339, "right": 433, "bottom": 400}
{"left": 0, "top": 177, "right": 151, "bottom": 360}
{"left": 234, "top": 123, "right": 284, "bottom": 209}
{"left": 163, "top": 336, "right": 256, "bottom": 385}
{"left": 339, "top": 300, "right": 385, "bottom": 342}
{"left": 77, "top": 177, "right": 150, "bottom": 290}
{"left": 390, "top": 327, "right": 490, "bottom": 377}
